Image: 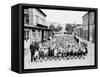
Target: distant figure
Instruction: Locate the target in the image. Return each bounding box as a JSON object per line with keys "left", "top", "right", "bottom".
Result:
{"left": 48, "top": 37, "right": 50, "bottom": 40}
{"left": 49, "top": 36, "right": 52, "bottom": 40}
{"left": 74, "top": 36, "right": 79, "bottom": 43}
{"left": 30, "top": 42, "right": 36, "bottom": 62}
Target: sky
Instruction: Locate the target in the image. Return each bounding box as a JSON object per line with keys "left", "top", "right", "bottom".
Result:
{"left": 41, "top": 9, "right": 88, "bottom": 25}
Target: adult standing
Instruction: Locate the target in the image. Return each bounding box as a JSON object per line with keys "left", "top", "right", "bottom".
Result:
{"left": 30, "top": 42, "right": 36, "bottom": 62}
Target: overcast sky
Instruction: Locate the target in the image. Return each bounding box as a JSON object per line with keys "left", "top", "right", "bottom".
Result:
{"left": 41, "top": 9, "right": 88, "bottom": 24}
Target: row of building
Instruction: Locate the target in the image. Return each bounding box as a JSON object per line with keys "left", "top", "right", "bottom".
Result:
{"left": 24, "top": 8, "right": 53, "bottom": 49}
{"left": 74, "top": 11, "right": 95, "bottom": 43}
{"left": 24, "top": 8, "right": 95, "bottom": 49}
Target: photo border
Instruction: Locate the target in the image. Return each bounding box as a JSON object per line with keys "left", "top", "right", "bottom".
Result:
{"left": 19, "top": 4, "right": 98, "bottom": 73}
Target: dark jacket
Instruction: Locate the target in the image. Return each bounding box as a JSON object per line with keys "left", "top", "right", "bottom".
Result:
{"left": 30, "top": 43, "right": 35, "bottom": 54}
{"left": 35, "top": 42, "right": 39, "bottom": 51}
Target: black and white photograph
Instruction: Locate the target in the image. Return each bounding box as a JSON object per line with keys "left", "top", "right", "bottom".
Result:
{"left": 24, "top": 8, "right": 96, "bottom": 69}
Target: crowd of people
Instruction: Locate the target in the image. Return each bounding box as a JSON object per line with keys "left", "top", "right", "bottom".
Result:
{"left": 29, "top": 35, "right": 88, "bottom": 62}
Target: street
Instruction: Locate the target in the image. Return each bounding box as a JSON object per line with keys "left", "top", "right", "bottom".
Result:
{"left": 24, "top": 34, "right": 95, "bottom": 69}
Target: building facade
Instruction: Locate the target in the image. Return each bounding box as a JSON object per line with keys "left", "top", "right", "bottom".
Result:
{"left": 73, "top": 24, "right": 83, "bottom": 38}
{"left": 24, "top": 8, "right": 52, "bottom": 49}
{"left": 82, "top": 13, "right": 89, "bottom": 41}
{"left": 82, "top": 12, "right": 95, "bottom": 42}
{"left": 89, "top": 12, "right": 95, "bottom": 42}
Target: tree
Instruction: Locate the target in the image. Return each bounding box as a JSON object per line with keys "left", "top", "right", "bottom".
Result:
{"left": 49, "top": 24, "right": 56, "bottom": 31}
{"left": 56, "top": 25, "right": 63, "bottom": 32}
{"left": 65, "top": 24, "right": 73, "bottom": 34}
{"left": 48, "top": 24, "right": 56, "bottom": 38}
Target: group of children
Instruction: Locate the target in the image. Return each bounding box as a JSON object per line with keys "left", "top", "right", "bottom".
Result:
{"left": 32, "top": 35, "right": 88, "bottom": 62}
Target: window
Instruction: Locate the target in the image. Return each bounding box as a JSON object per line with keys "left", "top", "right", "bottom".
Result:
{"left": 24, "top": 14, "right": 29, "bottom": 25}
{"left": 24, "top": 9, "right": 29, "bottom": 14}
{"left": 38, "top": 30, "right": 40, "bottom": 36}
{"left": 24, "top": 30, "right": 26, "bottom": 40}
{"left": 27, "top": 31, "right": 29, "bottom": 39}
{"left": 32, "top": 29, "right": 35, "bottom": 37}
{"left": 89, "top": 12, "right": 94, "bottom": 25}
{"left": 24, "top": 30, "right": 29, "bottom": 41}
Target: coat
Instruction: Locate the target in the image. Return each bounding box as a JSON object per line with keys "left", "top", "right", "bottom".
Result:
{"left": 30, "top": 44, "right": 36, "bottom": 54}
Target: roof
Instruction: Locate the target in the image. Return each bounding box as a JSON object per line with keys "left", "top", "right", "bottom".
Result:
{"left": 37, "top": 24, "right": 48, "bottom": 28}
{"left": 82, "top": 12, "right": 89, "bottom": 18}
{"left": 24, "top": 24, "right": 52, "bottom": 31}
{"left": 37, "top": 9, "right": 47, "bottom": 17}
{"left": 75, "top": 26, "right": 83, "bottom": 29}
{"left": 24, "top": 8, "right": 47, "bottom": 16}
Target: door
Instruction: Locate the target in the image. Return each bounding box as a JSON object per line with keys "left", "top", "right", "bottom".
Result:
{"left": 42, "top": 30, "right": 44, "bottom": 41}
